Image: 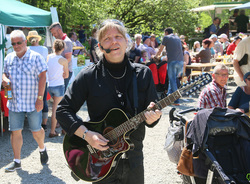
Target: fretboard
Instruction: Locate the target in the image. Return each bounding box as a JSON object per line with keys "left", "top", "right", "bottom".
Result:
{"left": 104, "top": 90, "right": 182, "bottom": 141}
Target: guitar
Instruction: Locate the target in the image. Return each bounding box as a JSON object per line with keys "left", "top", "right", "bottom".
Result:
{"left": 63, "top": 73, "right": 212, "bottom": 182}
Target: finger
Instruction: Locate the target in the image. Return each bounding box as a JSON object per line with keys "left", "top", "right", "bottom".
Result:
{"left": 148, "top": 102, "right": 155, "bottom": 108}
{"left": 99, "top": 136, "right": 109, "bottom": 143}
{"left": 155, "top": 109, "right": 162, "bottom": 116}
{"left": 144, "top": 111, "right": 155, "bottom": 121}
{"left": 96, "top": 144, "right": 109, "bottom": 151}
{"left": 97, "top": 138, "right": 109, "bottom": 146}
{"left": 145, "top": 110, "right": 161, "bottom": 121}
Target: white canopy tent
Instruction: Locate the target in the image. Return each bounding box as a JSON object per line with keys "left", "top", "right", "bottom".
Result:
{"left": 191, "top": 2, "right": 246, "bottom": 16}
{"left": 230, "top": 2, "right": 250, "bottom": 11}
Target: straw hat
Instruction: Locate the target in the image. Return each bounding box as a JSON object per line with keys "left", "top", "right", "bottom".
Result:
{"left": 27, "top": 31, "right": 42, "bottom": 42}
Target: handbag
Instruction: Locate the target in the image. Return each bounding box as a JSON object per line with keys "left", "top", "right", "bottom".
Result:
{"left": 238, "top": 54, "right": 248, "bottom": 66}
{"left": 177, "top": 145, "right": 195, "bottom": 176}
{"left": 164, "top": 122, "right": 184, "bottom": 164}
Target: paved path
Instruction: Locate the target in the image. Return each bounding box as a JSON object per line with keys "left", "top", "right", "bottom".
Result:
{"left": 0, "top": 83, "right": 237, "bottom": 184}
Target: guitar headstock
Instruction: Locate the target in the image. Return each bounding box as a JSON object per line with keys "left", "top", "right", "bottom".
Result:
{"left": 180, "top": 73, "right": 212, "bottom": 96}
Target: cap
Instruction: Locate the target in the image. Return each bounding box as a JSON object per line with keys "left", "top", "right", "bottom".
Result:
{"left": 218, "top": 33, "right": 228, "bottom": 40}
{"left": 234, "top": 36, "right": 242, "bottom": 41}
{"left": 143, "top": 36, "right": 150, "bottom": 43}
{"left": 243, "top": 72, "right": 250, "bottom": 82}
{"left": 209, "top": 34, "right": 217, "bottom": 39}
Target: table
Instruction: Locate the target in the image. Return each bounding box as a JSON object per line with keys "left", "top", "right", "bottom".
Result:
{"left": 215, "top": 55, "right": 233, "bottom": 63}
{"left": 186, "top": 62, "right": 233, "bottom": 73}
{"left": 73, "top": 46, "right": 85, "bottom": 50}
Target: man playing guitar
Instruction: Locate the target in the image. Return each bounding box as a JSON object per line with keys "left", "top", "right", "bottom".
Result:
{"left": 56, "top": 19, "right": 162, "bottom": 184}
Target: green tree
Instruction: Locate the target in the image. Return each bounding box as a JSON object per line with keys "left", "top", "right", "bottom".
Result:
{"left": 21, "top": 0, "right": 200, "bottom": 38}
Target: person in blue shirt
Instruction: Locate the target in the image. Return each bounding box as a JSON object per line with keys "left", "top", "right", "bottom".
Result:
{"left": 209, "top": 17, "right": 220, "bottom": 35}
{"left": 228, "top": 72, "right": 250, "bottom": 113}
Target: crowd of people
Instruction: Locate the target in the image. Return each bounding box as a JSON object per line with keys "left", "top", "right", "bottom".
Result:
{"left": 2, "top": 14, "right": 250, "bottom": 184}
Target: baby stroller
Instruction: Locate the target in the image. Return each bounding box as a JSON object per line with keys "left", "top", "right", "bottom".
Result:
{"left": 165, "top": 107, "right": 250, "bottom": 184}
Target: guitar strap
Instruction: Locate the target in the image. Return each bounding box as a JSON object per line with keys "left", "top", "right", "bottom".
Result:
{"left": 133, "top": 70, "right": 138, "bottom": 115}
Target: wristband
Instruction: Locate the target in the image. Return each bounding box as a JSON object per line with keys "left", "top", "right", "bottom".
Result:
{"left": 82, "top": 129, "right": 89, "bottom": 140}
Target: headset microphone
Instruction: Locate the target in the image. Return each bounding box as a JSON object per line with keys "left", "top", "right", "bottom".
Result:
{"left": 100, "top": 44, "right": 111, "bottom": 53}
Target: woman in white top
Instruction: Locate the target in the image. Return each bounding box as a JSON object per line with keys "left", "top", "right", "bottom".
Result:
{"left": 47, "top": 39, "right": 69, "bottom": 138}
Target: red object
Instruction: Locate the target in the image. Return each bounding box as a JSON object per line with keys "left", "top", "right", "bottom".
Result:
{"left": 47, "top": 92, "right": 51, "bottom": 101}
{"left": 62, "top": 33, "right": 67, "bottom": 40}
{"left": 147, "top": 62, "right": 159, "bottom": 85}
{"left": 157, "top": 61, "right": 167, "bottom": 85}
{"left": 226, "top": 42, "right": 236, "bottom": 55}
{"left": 0, "top": 90, "right": 9, "bottom": 117}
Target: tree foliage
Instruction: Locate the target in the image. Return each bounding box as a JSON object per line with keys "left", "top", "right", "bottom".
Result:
{"left": 21, "top": 0, "right": 200, "bottom": 38}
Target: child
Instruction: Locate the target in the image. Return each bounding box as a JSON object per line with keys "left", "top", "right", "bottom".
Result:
{"left": 140, "top": 50, "right": 148, "bottom": 63}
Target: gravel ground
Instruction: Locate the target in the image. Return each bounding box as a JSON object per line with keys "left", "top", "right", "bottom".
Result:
{"left": 0, "top": 82, "right": 237, "bottom": 184}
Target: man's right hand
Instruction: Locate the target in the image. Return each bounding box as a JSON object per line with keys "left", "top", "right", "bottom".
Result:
{"left": 2, "top": 77, "right": 10, "bottom": 87}
{"left": 85, "top": 131, "right": 109, "bottom": 151}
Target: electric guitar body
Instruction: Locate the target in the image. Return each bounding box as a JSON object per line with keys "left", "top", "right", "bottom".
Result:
{"left": 63, "top": 108, "right": 132, "bottom": 182}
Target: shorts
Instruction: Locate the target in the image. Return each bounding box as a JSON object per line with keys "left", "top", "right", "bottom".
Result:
{"left": 9, "top": 110, "right": 42, "bottom": 132}
{"left": 48, "top": 85, "right": 65, "bottom": 97}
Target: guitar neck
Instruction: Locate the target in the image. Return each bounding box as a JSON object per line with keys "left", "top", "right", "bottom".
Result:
{"left": 104, "top": 90, "right": 182, "bottom": 140}
{"left": 104, "top": 72, "right": 212, "bottom": 140}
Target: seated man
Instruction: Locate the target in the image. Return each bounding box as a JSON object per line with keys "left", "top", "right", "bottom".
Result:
{"left": 198, "top": 63, "right": 229, "bottom": 108}
{"left": 228, "top": 72, "right": 250, "bottom": 113}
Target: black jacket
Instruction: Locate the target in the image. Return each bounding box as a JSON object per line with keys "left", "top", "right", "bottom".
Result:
{"left": 56, "top": 56, "right": 160, "bottom": 168}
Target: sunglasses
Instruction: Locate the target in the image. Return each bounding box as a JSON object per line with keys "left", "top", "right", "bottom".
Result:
{"left": 215, "top": 73, "right": 229, "bottom": 77}
{"left": 100, "top": 19, "right": 124, "bottom": 29}
{"left": 11, "top": 41, "right": 24, "bottom": 46}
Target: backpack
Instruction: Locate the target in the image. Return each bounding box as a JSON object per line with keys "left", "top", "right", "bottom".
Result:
{"left": 204, "top": 24, "right": 213, "bottom": 38}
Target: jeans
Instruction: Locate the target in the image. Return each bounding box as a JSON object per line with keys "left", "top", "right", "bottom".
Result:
{"left": 48, "top": 85, "right": 65, "bottom": 97}
{"left": 167, "top": 60, "right": 184, "bottom": 104}
{"left": 9, "top": 110, "right": 42, "bottom": 132}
